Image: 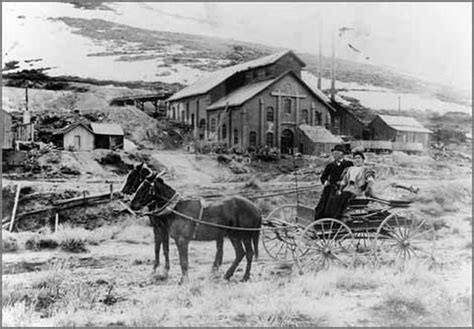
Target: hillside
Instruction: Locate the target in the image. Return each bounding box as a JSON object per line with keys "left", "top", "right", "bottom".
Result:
{"left": 2, "top": 2, "right": 471, "bottom": 117}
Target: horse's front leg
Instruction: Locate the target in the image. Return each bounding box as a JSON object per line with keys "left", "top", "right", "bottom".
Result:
{"left": 176, "top": 237, "right": 190, "bottom": 284}
{"left": 212, "top": 235, "right": 224, "bottom": 272}
{"left": 152, "top": 219, "right": 161, "bottom": 272}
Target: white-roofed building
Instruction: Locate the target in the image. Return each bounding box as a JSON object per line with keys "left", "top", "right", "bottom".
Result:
{"left": 368, "top": 114, "right": 432, "bottom": 147}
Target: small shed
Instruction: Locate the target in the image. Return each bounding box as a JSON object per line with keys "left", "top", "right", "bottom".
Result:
{"left": 90, "top": 123, "right": 124, "bottom": 150}
{"left": 368, "top": 115, "right": 432, "bottom": 147}
{"left": 1, "top": 109, "right": 14, "bottom": 149}
{"left": 54, "top": 122, "right": 95, "bottom": 151}
{"left": 297, "top": 124, "right": 343, "bottom": 155}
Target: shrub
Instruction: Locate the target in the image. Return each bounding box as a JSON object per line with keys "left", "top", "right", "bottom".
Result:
{"left": 60, "top": 238, "right": 88, "bottom": 253}
{"left": 2, "top": 232, "right": 19, "bottom": 252}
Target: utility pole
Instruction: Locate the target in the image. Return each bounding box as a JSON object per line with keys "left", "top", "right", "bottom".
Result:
{"left": 317, "top": 19, "right": 323, "bottom": 90}
{"left": 330, "top": 30, "right": 336, "bottom": 101}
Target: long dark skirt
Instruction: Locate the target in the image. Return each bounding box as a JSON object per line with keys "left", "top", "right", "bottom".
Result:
{"left": 314, "top": 185, "right": 354, "bottom": 220}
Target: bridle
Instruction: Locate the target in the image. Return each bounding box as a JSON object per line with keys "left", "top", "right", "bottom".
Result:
{"left": 135, "top": 171, "right": 178, "bottom": 213}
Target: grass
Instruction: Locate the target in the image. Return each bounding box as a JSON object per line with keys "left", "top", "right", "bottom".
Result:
{"left": 3, "top": 255, "right": 471, "bottom": 327}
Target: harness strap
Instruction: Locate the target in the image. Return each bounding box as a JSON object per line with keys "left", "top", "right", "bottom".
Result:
{"left": 192, "top": 198, "right": 205, "bottom": 239}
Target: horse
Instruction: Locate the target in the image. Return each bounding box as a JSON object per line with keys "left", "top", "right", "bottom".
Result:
{"left": 130, "top": 172, "right": 262, "bottom": 283}
{"left": 121, "top": 163, "right": 226, "bottom": 277}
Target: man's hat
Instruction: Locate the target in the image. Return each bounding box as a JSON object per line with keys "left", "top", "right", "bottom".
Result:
{"left": 331, "top": 144, "right": 346, "bottom": 153}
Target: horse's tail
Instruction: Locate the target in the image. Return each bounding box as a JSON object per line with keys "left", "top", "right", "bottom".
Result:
{"left": 252, "top": 230, "right": 259, "bottom": 260}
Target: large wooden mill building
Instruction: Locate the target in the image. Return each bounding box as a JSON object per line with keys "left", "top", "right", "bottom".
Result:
{"left": 167, "top": 50, "right": 342, "bottom": 154}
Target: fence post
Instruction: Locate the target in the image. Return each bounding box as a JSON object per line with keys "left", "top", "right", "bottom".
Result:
{"left": 9, "top": 183, "right": 21, "bottom": 232}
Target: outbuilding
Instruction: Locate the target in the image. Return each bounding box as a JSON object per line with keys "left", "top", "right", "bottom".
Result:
{"left": 54, "top": 122, "right": 95, "bottom": 151}
{"left": 90, "top": 123, "right": 124, "bottom": 150}
{"left": 297, "top": 124, "right": 343, "bottom": 155}
{"left": 368, "top": 115, "right": 432, "bottom": 148}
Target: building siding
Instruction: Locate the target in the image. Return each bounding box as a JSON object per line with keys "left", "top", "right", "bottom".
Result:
{"left": 1, "top": 110, "right": 14, "bottom": 149}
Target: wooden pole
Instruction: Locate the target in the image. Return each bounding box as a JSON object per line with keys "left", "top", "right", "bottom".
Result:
{"left": 54, "top": 212, "right": 59, "bottom": 232}
{"left": 9, "top": 183, "right": 21, "bottom": 232}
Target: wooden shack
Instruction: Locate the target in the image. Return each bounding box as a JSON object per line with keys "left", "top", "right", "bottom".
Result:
{"left": 297, "top": 124, "right": 343, "bottom": 155}
{"left": 368, "top": 115, "right": 432, "bottom": 147}
{"left": 54, "top": 122, "right": 95, "bottom": 151}
{"left": 90, "top": 123, "right": 124, "bottom": 150}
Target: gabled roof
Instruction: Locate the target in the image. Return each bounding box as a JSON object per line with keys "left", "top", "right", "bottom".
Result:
{"left": 167, "top": 50, "right": 305, "bottom": 102}
{"left": 377, "top": 115, "right": 432, "bottom": 133}
{"left": 90, "top": 123, "right": 124, "bottom": 136}
{"left": 298, "top": 124, "right": 343, "bottom": 144}
{"left": 207, "top": 78, "right": 278, "bottom": 110}
{"left": 207, "top": 70, "right": 337, "bottom": 112}
{"left": 54, "top": 121, "right": 93, "bottom": 135}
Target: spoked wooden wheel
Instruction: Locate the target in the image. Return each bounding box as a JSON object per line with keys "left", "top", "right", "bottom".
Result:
{"left": 263, "top": 205, "right": 307, "bottom": 262}
{"left": 374, "top": 211, "right": 436, "bottom": 264}
{"left": 297, "top": 218, "right": 356, "bottom": 272}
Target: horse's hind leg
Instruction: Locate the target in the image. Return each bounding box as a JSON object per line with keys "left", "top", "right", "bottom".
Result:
{"left": 212, "top": 236, "right": 224, "bottom": 272}
{"left": 162, "top": 222, "right": 170, "bottom": 278}
{"left": 242, "top": 237, "right": 254, "bottom": 282}
{"left": 224, "top": 237, "right": 245, "bottom": 280}
{"left": 176, "top": 237, "right": 190, "bottom": 285}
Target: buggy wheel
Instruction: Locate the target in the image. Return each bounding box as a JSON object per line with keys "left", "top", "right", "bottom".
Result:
{"left": 374, "top": 211, "right": 435, "bottom": 264}
{"left": 262, "top": 205, "right": 306, "bottom": 262}
{"left": 297, "top": 218, "right": 356, "bottom": 272}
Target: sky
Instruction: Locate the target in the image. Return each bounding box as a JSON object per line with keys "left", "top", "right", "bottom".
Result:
{"left": 3, "top": 2, "right": 472, "bottom": 91}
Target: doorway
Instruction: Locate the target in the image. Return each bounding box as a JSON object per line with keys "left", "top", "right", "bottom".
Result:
{"left": 74, "top": 135, "right": 81, "bottom": 150}
{"left": 280, "top": 129, "right": 294, "bottom": 154}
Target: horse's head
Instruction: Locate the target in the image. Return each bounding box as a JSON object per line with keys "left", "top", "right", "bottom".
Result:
{"left": 122, "top": 162, "right": 151, "bottom": 195}
{"left": 130, "top": 171, "right": 175, "bottom": 211}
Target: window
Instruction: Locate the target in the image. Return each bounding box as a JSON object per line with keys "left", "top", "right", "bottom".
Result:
{"left": 181, "top": 110, "right": 185, "bottom": 123}
{"left": 249, "top": 131, "right": 257, "bottom": 146}
{"left": 325, "top": 113, "right": 331, "bottom": 130}
{"left": 186, "top": 102, "right": 190, "bottom": 122}
{"left": 222, "top": 124, "right": 227, "bottom": 139}
{"left": 315, "top": 111, "right": 322, "bottom": 125}
{"left": 171, "top": 107, "right": 176, "bottom": 119}
{"left": 210, "top": 118, "right": 216, "bottom": 133}
{"left": 302, "top": 109, "right": 309, "bottom": 124}
{"left": 191, "top": 114, "right": 195, "bottom": 127}
{"left": 266, "top": 132, "right": 274, "bottom": 147}
{"left": 253, "top": 70, "right": 258, "bottom": 79}
{"left": 266, "top": 107, "right": 274, "bottom": 122}
{"left": 284, "top": 98, "right": 292, "bottom": 114}
{"left": 234, "top": 129, "right": 239, "bottom": 144}
{"left": 265, "top": 67, "right": 271, "bottom": 76}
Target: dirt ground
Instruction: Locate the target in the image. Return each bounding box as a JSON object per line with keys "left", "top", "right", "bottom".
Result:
{"left": 2, "top": 150, "right": 472, "bottom": 326}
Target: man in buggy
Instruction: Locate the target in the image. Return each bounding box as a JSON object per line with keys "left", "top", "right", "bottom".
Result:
{"left": 315, "top": 146, "right": 375, "bottom": 220}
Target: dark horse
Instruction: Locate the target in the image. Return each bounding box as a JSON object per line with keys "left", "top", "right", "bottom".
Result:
{"left": 122, "top": 163, "right": 227, "bottom": 277}
{"left": 122, "top": 163, "right": 171, "bottom": 277}
{"left": 130, "top": 172, "right": 262, "bottom": 283}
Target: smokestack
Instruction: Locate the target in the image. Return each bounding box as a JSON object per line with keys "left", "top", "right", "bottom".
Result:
{"left": 330, "top": 31, "right": 336, "bottom": 101}
{"left": 23, "top": 87, "right": 31, "bottom": 124}
{"left": 317, "top": 20, "right": 323, "bottom": 90}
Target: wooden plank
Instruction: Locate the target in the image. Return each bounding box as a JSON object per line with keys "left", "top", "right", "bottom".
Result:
{"left": 9, "top": 183, "right": 21, "bottom": 231}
